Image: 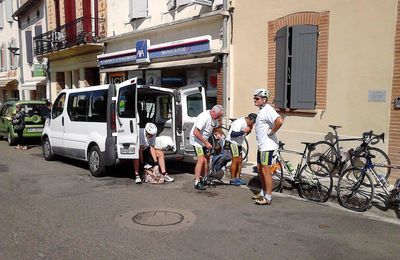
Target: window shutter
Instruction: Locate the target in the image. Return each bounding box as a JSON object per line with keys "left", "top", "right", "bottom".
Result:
{"left": 177, "top": 0, "right": 192, "bottom": 7}
{"left": 129, "top": 0, "right": 148, "bottom": 20}
{"left": 0, "top": 1, "right": 4, "bottom": 28}
{"left": 275, "top": 26, "right": 288, "bottom": 109}
{"left": 34, "top": 25, "right": 42, "bottom": 57}
{"left": 5, "top": 0, "right": 13, "bottom": 23}
{"left": 34, "top": 24, "right": 42, "bottom": 36}
{"left": 26, "top": 31, "right": 33, "bottom": 64}
{"left": 290, "top": 25, "right": 318, "bottom": 109}
{"left": 1, "top": 44, "right": 6, "bottom": 69}
{"left": 167, "top": 0, "right": 176, "bottom": 10}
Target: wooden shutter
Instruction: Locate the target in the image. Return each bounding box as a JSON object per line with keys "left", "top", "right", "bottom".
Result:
{"left": 129, "top": 0, "right": 148, "bottom": 20}
{"left": 0, "top": 1, "right": 4, "bottom": 29}
{"left": 291, "top": 25, "right": 318, "bottom": 109}
{"left": 34, "top": 25, "right": 42, "bottom": 56}
{"left": 275, "top": 26, "right": 288, "bottom": 109}
{"left": 5, "top": 0, "right": 13, "bottom": 22}
{"left": 25, "top": 31, "right": 33, "bottom": 64}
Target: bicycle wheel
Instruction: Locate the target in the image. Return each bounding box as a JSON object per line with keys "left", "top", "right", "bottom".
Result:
{"left": 297, "top": 162, "right": 333, "bottom": 202}
{"left": 307, "top": 141, "right": 338, "bottom": 174}
{"left": 337, "top": 167, "right": 374, "bottom": 212}
{"left": 271, "top": 157, "right": 284, "bottom": 192}
{"left": 351, "top": 147, "right": 391, "bottom": 182}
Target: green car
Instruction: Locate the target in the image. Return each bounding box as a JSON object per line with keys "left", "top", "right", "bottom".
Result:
{"left": 0, "top": 100, "right": 47, "bottom": 145}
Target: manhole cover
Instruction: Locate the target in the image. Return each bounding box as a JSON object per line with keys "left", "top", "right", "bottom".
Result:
{"left": 132, "top": 211, "right": 184, "bottom": 226}
{"left": 116, "top": 208, "right": 196, "bottom": 232}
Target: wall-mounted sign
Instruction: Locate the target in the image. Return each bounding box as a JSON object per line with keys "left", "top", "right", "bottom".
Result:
{"left": 98, "top": 35, "right": 211, "bottom": 67}
{"left": 109, "top": 72, "right": 126, "bottom": 84}
{"left": 136, "top": 39, "right": 150, "bottom": 63}
{"left": 193, "top": 0, "right": 212, "bottom": 6}
{"left": 33, "top": 64, "right": 45, "bottom": 77}
{"left": 368, "top": 90, "right": 386, "bottom": 103}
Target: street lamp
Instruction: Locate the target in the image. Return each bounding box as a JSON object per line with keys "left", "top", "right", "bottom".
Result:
{"left": 7, "top": 46, "right": 20, "bottom": 55}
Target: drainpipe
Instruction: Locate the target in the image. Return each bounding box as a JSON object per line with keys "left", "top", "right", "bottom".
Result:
{"left": 14, "top": 1, "right": 25, "bottom": 100}
{"left": 222, "top": 0, "right": 229, "bottom": 117}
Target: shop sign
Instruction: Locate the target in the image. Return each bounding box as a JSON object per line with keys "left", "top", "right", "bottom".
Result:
{"left": 136, "top": 40, "right": 150, "bottom": 63}
{"left": 99, "top": 54, "right": 136, "bottom": 67}
{"left": 33, "top": 64, "right": 45, "bottom": 77}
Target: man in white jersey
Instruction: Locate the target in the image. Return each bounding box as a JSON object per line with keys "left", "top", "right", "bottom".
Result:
{"left": 226, "top": 113, "right": 257, "bottom": 186}
{"left": 253, "top": 89, "right": 284, "bottom": 205}
{"left": 133, "top": 123, "right": 174, "bottom": 184}
{"left": 190, "top": 105, "right": 223, "bottom": 190}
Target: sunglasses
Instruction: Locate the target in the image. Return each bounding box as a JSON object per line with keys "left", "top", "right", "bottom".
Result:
{"left": 254, "top": 97, "right": 262, "bottom": 100}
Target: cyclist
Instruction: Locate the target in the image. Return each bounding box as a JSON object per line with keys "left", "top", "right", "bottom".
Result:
{"left": 226, "top": 113, "right": 257, "bottom": 186}
{"left": 253, "top": 89, "right": 284, "bottom": 205}
{"left": 133, "top": 123, "right": 174, "bottom": 184}
{"left": 190, "top": 105, "right": 224, "bottom": 190}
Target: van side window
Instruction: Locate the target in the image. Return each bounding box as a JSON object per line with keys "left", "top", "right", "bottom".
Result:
{"left": 118, "top": 85, "right": 136, "bottom": 118}
{"left": 186, "top": 93, "right": 203, "bottom": 117}
{"left": 67, "top": 92, "right": 89, "bottom": 121}
{"left": 88, "top": 90, "right": 107, "bottom": 122}
{"left": 52, "top": 93, "right": 66, "bottom": 119}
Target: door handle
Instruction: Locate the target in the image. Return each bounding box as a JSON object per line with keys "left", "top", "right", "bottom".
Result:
{"left": 62, "top": 117, "right": 64, "bottom": 126}
{"left": 130, "top": 120, "right": 133, "bottom": 133}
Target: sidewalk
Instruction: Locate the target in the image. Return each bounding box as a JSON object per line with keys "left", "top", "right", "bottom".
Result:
{"left": 232, "top": 162, "right": 400, "bottom": 223}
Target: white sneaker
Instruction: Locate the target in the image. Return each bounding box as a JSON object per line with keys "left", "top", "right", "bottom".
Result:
{"left": 164, "top": 175, "right": 174, "bottom": 182}
{"left": 135, "top": 175, "right": 142, "bottom": 184}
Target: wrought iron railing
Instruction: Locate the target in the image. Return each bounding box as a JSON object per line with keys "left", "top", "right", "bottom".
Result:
{"left": 33, "top": 16, "right": 106, "bottom": 55}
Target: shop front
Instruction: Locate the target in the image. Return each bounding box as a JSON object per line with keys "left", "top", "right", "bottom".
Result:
{"left": 98, "top": 35, "right": 222, "bottom": 109}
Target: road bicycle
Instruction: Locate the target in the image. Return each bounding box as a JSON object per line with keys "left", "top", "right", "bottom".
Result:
{"left": 307, "top": 125, "right": 390, "bottom": 180}
{"left": 271, "top": 141, "right": 333, "bottom": 202}
{"left": 337, "top": 147, "right": 400, "bottom": 216}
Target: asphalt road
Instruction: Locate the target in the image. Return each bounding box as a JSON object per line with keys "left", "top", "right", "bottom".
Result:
{"left": 0, "top": 140, "right": 400, "bottom": 260}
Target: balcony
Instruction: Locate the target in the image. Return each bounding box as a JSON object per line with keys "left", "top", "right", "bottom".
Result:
{"left": 34, "top": 16, "right": 106, "bottom": 56}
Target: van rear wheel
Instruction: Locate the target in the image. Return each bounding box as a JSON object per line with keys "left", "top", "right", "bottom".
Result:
{"left": 88, "top": 146, "right": 106, "bottom": 177}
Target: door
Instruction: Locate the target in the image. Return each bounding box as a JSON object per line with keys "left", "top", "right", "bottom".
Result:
{"left": 116, "top": 79, "right": 139, "bottom": 159}
{"left": 177, "top": 84, "right": 206, "bottom": 153}
{"left": 48, "top": 92, "right": 67, "bottom": 154}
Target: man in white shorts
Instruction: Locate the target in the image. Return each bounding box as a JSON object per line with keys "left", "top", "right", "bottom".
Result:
{"left": 253, "top": 89, "right": 284, "bottom": 205}
{"left": 190, "top": 105, "right": 223, "bottom": 190}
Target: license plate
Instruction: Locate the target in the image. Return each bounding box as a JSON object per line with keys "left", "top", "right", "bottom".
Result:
{"left": 27, "top": 128, "right": 43, "bottom": 132}
{"left": 120, "top": 146, "right": 135, "bottom": 154}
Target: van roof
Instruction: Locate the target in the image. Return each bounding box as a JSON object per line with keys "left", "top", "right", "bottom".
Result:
{"left": 61, "top": 84, "right": 110, "bottom": 94}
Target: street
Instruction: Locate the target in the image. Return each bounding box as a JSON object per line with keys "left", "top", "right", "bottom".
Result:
{"left": 0, "top": 140, "right": 399, "bottom": 260}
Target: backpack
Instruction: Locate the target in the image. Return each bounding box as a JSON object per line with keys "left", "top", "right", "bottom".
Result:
{"left": 144, "top": 165, "right": 164, "bottom": 184}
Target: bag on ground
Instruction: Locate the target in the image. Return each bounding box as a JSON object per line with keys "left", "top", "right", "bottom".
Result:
{"left": 144, "top": 165, "right": 164, "bottom": 184}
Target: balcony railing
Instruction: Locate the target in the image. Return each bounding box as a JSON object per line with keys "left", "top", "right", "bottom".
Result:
{"left": 33, "top": 16, "right": 106, "bottom": 56}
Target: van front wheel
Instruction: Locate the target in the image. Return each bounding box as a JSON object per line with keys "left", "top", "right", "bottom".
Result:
{"left": 88, "top": 146, "right": 106, "bottom": 177}
{"left": 42, "top": 138, "right": 54, "bottom": 161}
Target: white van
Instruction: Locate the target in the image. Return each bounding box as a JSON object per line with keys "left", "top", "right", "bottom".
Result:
{"left": 41, "top": 78, "right": 206, "bottom": 177}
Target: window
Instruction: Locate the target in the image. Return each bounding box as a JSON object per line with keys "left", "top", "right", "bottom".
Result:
{"left": 118, "top": 85, "right": 136, "bottom": 118}
{"left": 52, "top": 93, "right": 66, "bottom": 119}
{"left": 186, "top": 93, "right": 203, "bottom": 117}
{"left": 67, "top": 92, "right": 89, "bottom": 121}
{"left": 0, "top": 44, "right": 6, "bottom": 71}
{"left": 0, "top": 1, "right": 4, "bottom": 29}
{"left": 129, "top": 0, "right": 148, "bottom": 20}
{"left": 88, "top": 90, "right": 107, "bottom": 122}
{"left": 5, "top": 0, "right": 13, "bottom": 23}
{"left": 275, "top": 25, "right": 318, "bottom": 110}
{"left": 25, "top": 31, "right": 33, "bottom": 64}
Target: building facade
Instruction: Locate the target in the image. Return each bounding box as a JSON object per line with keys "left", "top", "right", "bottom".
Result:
{"left": 34, "top": 0, "right": 107, "bottom": 101}
{"left": 97, "top": 0, "right": 228, "bottom": 109}
{"left": 13, "top": 0, "right": 47, "bottom": 101}
{"left": 231, "top": 0, "right": 400, "bottom": 179}
{"left": 0, "top": 0, "right": 20, "bottom": 103}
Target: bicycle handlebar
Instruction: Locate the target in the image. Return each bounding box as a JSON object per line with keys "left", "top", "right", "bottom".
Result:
{"left": 362, "top": 130, "right": 385, "bottom": 144}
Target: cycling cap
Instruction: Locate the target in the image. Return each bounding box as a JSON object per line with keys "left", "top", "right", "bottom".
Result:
{"left": 145, "top": 123, "right": 157, "bottom": 135}
{"left": 253, "top": 88, "right": 270, "bottom": 99}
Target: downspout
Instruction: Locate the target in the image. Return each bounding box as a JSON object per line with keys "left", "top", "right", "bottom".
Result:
{"left": 222, "top": 0, "right": 229, "bottom": 116}
{"left": 14, "top": 1, "right": 25, "bottom": 100}
{"left": 44, "top": 0, "right": 51, "bottom": 101}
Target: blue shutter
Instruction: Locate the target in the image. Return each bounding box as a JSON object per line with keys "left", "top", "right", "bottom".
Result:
{"left": 5, "top": 0, "right": 13, "bottom": 23}
{"left": 0, "top": 2, "right": 4, "bottom": 28}
{"left": 290, "top": 25, "right": 318, "bottom": 109}
{"left": 25, "top": 31, "right": 33, "bottom": 64}
{"left": 129, "top": 0, "right": 148, "bottom": 20}
{"left": 275, "top": 26, "right": 288, "bottom": 109}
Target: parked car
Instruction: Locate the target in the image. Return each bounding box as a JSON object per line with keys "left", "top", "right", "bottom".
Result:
{"left": 0, "top": 100, "right": 47, "bottom": 145}
{"left": 41, "top": 77, "right": 206, "bottom": 177}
